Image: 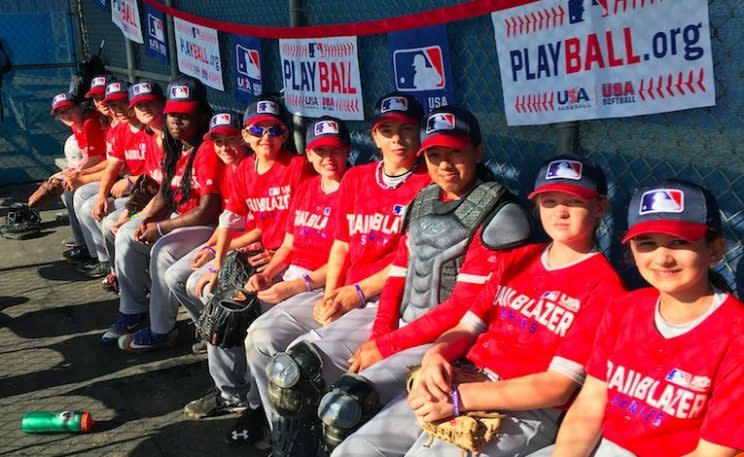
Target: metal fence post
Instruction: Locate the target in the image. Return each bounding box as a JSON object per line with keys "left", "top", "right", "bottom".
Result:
{"left": 555, "top": 121, "right": 580, "bottom": 155}
{"left": 165, "top": 0, "right": 178, "bottom": 78}
{"left": 290, "top": 0, "right": 306, "bottom": 152}
{"left": 124, "top": 38, "right": 136, "bottom": 83}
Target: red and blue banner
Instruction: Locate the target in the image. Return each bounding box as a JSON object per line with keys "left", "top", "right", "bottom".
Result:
{"left": 144, "top": 3, "right": 168, "bottom": 64}
{"left": 388, "top": 24, "right": 455, "bottom": 112}
{"left": 232, "top": 35, "right": 263, "bottom": 104}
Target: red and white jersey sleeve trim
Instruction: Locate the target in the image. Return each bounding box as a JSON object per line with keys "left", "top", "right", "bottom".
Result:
{"left": 219, "top": 210, "right": 245, "bottom": 230}
{"left": 456, "top": 272, "right": 491, "bottom": 284}
{"left": 388, "top": 265, "right": 408, "bottom": 278}
{"left": 549, "top": 356, "right": 586, "bottom": 385}
{"left": 460, "top": 311, "right": 487, "bottom": 334}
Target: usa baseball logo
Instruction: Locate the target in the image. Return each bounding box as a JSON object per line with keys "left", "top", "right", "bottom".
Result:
{"left": 380, "top": 96, "right": 408, "bottom": 113}
{"left": 256, "top": 101, "right": 280, "bottom": 115}
{"left": 314, "top": 120, "right": 339, "bottom": 136}
{"left": 148, "top": 13, "right": 165, "bottom": 41}
{"left": 236, "top": 45, "right": 261, "bottom": 79}
{"left": 53, "top": 93, "right": 68, "bottom": 105}
{"left": 210, "top": 113, "right": 232, "bottom": 128}
{"left": 106, "top": 82, "right": 122, "bottom": 96}
{"left": 639, "top": 189, "right": 684, "bottom": 215}
{"left": 545, "top": 160, "right": 582, "bottom": 181}
{"left": 393, "top": 46, "right": 446, "bottom": 91}
{"left": 170, "top": 85, "right": 190, "bottom": 99}
{"left": 132, "top": 82, "right": 152, "bottom": 96}
{"left": 91, "top": 76, "right": 107, "bottom": 88}
{"left": 425, "top": 113, "right": 455, "bottom": 133}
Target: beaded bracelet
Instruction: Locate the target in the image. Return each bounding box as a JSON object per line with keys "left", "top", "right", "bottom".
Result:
{"left": 450, "top": 384, "right": 462, "bottom": 417}
{"left": 302, "top": 273, "right": 313, "bottom": 292}
{"left": 353, "top": 283, "right": 365, "bottom": 305}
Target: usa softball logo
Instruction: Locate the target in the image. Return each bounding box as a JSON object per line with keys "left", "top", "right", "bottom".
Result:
{"left": 132, "top": 82, "right": 152, "bottom": 95}
{"left": 314, "top": 120, "right": 339, "bottom": 135}
{"left": 545, "top": 160, "right": 582, "bottom": 181}
{"left": 91, "top": 76, "right": 107, "bottom": 87}
{"left": 170, "top": 85, "right": 190, "bottom": 99}
{"left": 425, "top": 113, "right": 455, "bottom": 133}
{"left": 106, "top": 82, "right": 122, "bottom": 96}
{"left": 381, "top": 96, "right": 408, "bottom": 113}
{"left": 393, "top": 46, "right": 446, "bottom": 91}
{"left": 210, "top": 113, "right": 232, "bottom": 128}
{"left": 257, "top": 101, "right": 280, "bottom": 115}
{"left": 640, "top": 189, "right": 684, "bottom": 215}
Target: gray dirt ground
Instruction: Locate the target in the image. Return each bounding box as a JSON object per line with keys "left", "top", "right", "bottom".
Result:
{"left": 0, "top": 182, "right": 267, "bottom": 457}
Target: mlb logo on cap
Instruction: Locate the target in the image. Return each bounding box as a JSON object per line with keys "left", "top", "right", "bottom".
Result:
{"left": 314, "top": 120, "right": 339, "bottom": 136}
{"left": 132, "top": 82, "right": 152, "bottom": 96}
{"left": 170, "top": 85, "right": 190, "bottom": 99}
{"left": 91, "top": 76, "right": 107, "bottom": 88}
{"left": 546, "top": 160, "right": 583, "bottom": 181}
{"left": 257, "top": 100, "right": 280, "bottom": 115}
{"left": 53, "top": 93, "right": 69, "bottom": 105}
{"left": 381, "top": 96, "right": 408, "bottom": 113}
{"left": 392, "top": 204, "right": 406, "bottom": 216}
{"left": 639, "top": 189, "right": 684, "bottom": 215}
{"left": 106, "top": 82, "right": 122, "bottom": 96}
{"left": 210, "top": 113, "right": 232, "bottom": 128}
{"left": 425, "top": 113, "right": 455, "bottom": 133}
{"left": 393, "top": 46, "right": 446, "bottom": 91}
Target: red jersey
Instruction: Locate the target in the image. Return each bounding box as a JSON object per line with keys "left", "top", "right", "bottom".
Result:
{"left": 335, "top": 162, "right": 431, "bottom": 285}
{"left": 285, "top": 175, "right": 339, "bottom": 271}
{"left": 143, "top": 132, "right": 165, "bottom": 184}
{"left": 106, "top": 123, "right": 148, "bottom": 176}
{"left": 169, "top": 141, "right": 222, "bottom": 215}
{"left": 225, "top": 151, "right": 312, "bottom": 250}
{"left": 586, "top": 288, "right": 744, "bottom": 456}
{"left": 372, "top": 228, "right": 506, "bottom": 358}
{"left": 462, "top": 243, "right": 625, "bottom": 383}
{"left": 221, "top": 162, "right": 255, "bottom": 234}
{"left": 72, "top": 111, "right": 107, "bottom": 162}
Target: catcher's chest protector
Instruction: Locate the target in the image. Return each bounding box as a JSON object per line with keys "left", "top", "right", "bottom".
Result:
{"left": 400, "top": 182, "right": 506, "bottom": 324}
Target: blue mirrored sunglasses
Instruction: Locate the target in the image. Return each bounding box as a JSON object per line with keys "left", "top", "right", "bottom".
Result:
{"left": 246, "top": 124, "right": 285, "bottom": 138}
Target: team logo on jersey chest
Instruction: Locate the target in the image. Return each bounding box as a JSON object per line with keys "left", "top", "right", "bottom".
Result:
{"left": 665, "top": 369, "right": 711, "bottom": 393}
{"left": 540, "top": 290, "right": 580, "bottom": 311}
{"left": 640, "top": 189, "right": 684, "bottom": 215}
{"left": 392, "top": 204, "right": 406, "bottom": 216}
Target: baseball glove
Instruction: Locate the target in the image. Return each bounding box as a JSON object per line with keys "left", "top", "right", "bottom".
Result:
{"left": 406, "top": 365, "right": 503, "bottom": 457}
{"left": 27, "top": 178, "right": 64, "bottom": 208}
{"left": 125, "top": 174, "right": 159, "bottom": 214}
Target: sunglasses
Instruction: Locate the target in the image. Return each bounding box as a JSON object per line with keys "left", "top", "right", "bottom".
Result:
{"left": 246, "top": 125, "right": 285, "bottom": 138}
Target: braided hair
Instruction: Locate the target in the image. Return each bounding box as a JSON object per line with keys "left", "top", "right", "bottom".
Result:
{"left": 159, "top": 90, "right": 212, "bottom": 213}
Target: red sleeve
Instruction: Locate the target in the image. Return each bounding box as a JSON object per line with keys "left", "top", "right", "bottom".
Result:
{"left": 82, "top": 116, "right": 106, "bottom": 157}
{"left": 554, "top": 274, "right": 625, "bottom": 367}
{"left": 334, "top": 170, "right": 355, "bottom": 243}
{"left": 194, "top": 142, "right": 221, "bottom": 195}
{"left": 585, "top": 297, "right": 626, "bottom": 381}
{"left": 285, "top": 179, "right": 307, "bottom": 234}
{"left": 374, "top": 240, "right": 509, "bottom": 358}
{"left": 700, "top": 330, "right": 744, "bottom": 450}
{"left": 225, "top": 160, "right": 249, "bottom": 216}
{"left": 370, "top": 232, "right": 410, "bottom": 340}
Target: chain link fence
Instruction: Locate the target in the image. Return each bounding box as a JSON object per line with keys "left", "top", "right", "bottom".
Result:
{"left": 72, "top": 0, "right": 744, "bottom": 292}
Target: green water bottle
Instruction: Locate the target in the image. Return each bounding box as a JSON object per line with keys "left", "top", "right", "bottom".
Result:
{"left": 21, "top": 411, "right": 93, "bottom": 433}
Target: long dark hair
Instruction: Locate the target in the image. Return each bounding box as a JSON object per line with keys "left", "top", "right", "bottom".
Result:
{"left": 159, "top": 99, "right": 212, "bottom": 213}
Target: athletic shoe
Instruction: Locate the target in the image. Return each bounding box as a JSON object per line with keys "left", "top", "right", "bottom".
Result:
{"left": 101, "top": 313, "right": 148, "bottom": 343}
{"left": 63, "top": 245, "right": 93, "bottom": 264}
{"left": 77, "top": 259, "right": 99, "bottom": 273}
{"left": 223, "top": 405, "right": 269, "bottom": 447}
{"left": 101, "top": 273, "right": 119, "bottom": 294}
{"left": 191, "top": 339, "right": 208, "bottom": 354}
{"left": 184, "top": 388, "right": 248, "bottom": 419}
{"left": 84, "top": 262, "right": 110, "bottom": 279}
{"left": 61, "top": 238, "right": 77, "bottom": 248}
{"left": 118, "top": 327, "right": 178, "bottom": 353}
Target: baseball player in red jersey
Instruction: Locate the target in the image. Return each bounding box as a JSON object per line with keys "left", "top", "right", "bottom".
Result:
{"left": 314, "top": 105, "right": 533, "bottom": 453}
{"left": 335, "top": 154, "right": 625, "bottom": 457}
{"left": 543, "top": 179, "right": 744, "bottom": 457}
{"left": 190, "top": 116, "right": 352, "bottom": 446}
{"left": 100, "top": 75, "right": 223, "bottom": 349}
{"left": 258, "top": 93, "right": 431, "bottom": 457}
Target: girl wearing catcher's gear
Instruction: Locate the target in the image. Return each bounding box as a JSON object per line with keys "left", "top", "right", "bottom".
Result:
{"left": 336, "top": 155, "right": 625, "bottom": 457}
{"left": 540, "top": 179, "right": 744, "bottom": 457}
{"left": 101, "top": 75, "right": 223, "bottom": 349}
{"left": 254, "top": 93, "right": 431, "bottom": 457}
{"left": 180, "top": 97, "right": 313, "bottom": 418}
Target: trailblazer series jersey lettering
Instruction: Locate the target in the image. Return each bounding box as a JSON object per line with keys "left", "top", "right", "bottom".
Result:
{"left": 346, "top": 212, "right": 403, "bottom": 237}
{"left": 246, "top": 193, "right": 291, "bottom": 213}
{"left": 606, "top": 361, "right": 708, "bottom": 422}
{"left": 124, "top": 144, "right": 147, "bottom": 161}
{"left": 295, "top": 209, "right": 329, "bottom": 231}
{"left": 494, "top": 285, "right": 577, "bottom": 337}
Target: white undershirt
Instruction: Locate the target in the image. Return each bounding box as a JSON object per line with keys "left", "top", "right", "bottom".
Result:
{"left": 654, "top": 288, "right": 726, "bottom": 338}
{"left": 381, "top": 169, "right": 412, "bottom": 188}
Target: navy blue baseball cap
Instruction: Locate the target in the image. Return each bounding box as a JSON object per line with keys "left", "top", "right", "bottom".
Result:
{"left": 103, "top": 79, "right": 129, "bottom": 104}
{"left": 623, "top": 178, "right": 720, "bottom": 243}
{"left": 243, "top": 97, "right": 288, "bottom": 128}
{"left": 129, "top": 80, "right": 164, "bottom": 107}
{"left": 529, "top": 154, "right": 607, "bottom": 200}
{"left": 163, "top": 76, "right": 205, "bottom": 114}
{"left": 203, "top": 111, "right": 243, "bottom": 141}
{"left": 305, "top": 116, "right": 351, "bottom": 150}
{"left": 85, "top": 74, "right": 110, "bottom": 98}
{"left": 372, "top": 92, "right": 423, "bottom": 129}
{"left": 418, "top": 106, "right": 482, "bottom": 155}
{"left": 50, "top": 92, "right": 78, "bottom": 115}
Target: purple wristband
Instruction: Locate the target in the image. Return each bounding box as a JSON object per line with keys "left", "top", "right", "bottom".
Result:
{"left": 302, "top": 273, "right": 313, "bottom": 292}
{"left": 450, "top": 385, "right": 461, "bottom": 417}
{"left": 208, "top": 267, "right": 218, "bottom": 274}
{"left": 206, "top": 246, "right": 216, "bottom": 255}
{"left": 353, "top": 283, "right": 365, "bottom": 305}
